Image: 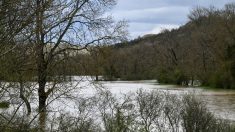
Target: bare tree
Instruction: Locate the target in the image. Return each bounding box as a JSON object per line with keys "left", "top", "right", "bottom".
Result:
{"left": 0, "top": 0, "right": 127, "bottom": 130}
{"left": 32, "top": 0, "right": 126, "bottom": 113}
{"left": 136, "top": 90, "right": 164, "bottom": 132}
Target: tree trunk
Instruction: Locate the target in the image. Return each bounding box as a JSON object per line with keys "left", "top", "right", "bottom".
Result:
{"left": 202, "top": 50, "right": 207, "bottom": 72}
{"left": 37, "top": 45, "right": 47, "bottom": 112}
{"left": 19, "top": 80, "right": 31, "bottom": 115}
{"left": 37, "top": 44, "right": 47, "bottom": 131}
{"left": 39, "top": 111, "right": 46, "bottom": 132}
{"left": 191, "top": 76, "right": 194, "bottom": 86}
{"left": 36, "top": 0, "right": 47, "bottom": 113}
{"left": 95, "top": 74, "right": 99, "bottom": 81}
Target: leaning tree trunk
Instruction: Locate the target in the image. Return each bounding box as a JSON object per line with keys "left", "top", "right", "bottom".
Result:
{"left": 19, "top": 79, "right": 31, "bottom": 115}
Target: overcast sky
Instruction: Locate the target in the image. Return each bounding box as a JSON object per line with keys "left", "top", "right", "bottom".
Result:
{"left": 110, "top": 0, "right": 233, "bottom": 38}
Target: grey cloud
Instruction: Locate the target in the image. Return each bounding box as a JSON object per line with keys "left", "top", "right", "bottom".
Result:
{"left": 112, "top": 6, "right": 189, "bottom": 24}
{"left": 114, "top": 0, "right": 232, "bottom": 10}
{"left": 129, "top": 22, "right": 156, "bottom": 32}
{"left": 111, "top": 0, "right": 233, "bottom": 38}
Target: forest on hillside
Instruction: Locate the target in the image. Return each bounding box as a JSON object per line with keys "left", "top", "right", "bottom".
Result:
{"left": 75, "top": 4, "right": 235, "bottom": 89}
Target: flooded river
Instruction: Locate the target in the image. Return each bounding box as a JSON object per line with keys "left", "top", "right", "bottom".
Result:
{"left": 98, "top": 80, "right": 235, "bottom": 121}
{"left": 1, "top": 77, "right": 235, "bottom": 122}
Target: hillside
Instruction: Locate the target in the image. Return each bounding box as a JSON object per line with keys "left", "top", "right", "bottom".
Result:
{"left": 87, "top": 6, "right": 235, "bottom": 89}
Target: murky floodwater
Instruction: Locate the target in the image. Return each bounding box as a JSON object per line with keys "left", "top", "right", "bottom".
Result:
{"left": 98, "top": 80, "right": 235, "bottom": 121}
{"left": 1, "top": 77, "right": 235, "bottom": 122}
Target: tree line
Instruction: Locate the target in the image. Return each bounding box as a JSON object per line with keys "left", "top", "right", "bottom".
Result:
{"left": 78, "top": 3, "right": 235, "bottom": 89}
